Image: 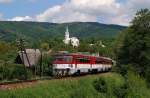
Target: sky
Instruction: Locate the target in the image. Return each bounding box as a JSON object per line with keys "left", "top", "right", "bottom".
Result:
{"left": 0, "top": 0, "right": 150, "bottom": 26}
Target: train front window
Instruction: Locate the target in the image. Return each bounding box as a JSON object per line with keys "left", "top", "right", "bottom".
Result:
{"left": 55, "top": 56, "right": 73, "bottom": 63}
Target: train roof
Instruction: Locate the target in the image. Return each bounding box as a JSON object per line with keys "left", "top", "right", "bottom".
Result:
{"left": 53, "top": 53, "right": 113, "bottom": 61}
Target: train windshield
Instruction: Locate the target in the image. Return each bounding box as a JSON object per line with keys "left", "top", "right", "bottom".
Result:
{"left": 54, "top": 56, "right": 73, "bottom": 63}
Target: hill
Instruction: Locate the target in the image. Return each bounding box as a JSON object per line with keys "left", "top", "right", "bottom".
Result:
{"left": 0, "top": 21, "right": 126, "bottom": 42}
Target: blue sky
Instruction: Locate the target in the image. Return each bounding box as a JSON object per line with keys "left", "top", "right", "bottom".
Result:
{"left": 0, "top": 0, "right": 65, "bottom": 18}
{"left": 0, "top": 0, "right": 149, "bottom": 26}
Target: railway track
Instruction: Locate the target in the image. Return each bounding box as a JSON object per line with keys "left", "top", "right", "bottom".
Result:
{"left": 0, "top": 77, "right": 54, "bottom": 86}
{"left": 0, "top": 79, "right": 38, "bottom": 86}
{"left": 0, "top": 72, "right": 110, "bottom": 87}
{"left": 0, "top": 77, "right": 54, "bottom": 90}
{"left": 0, "top": 76, "right": 75, "bottom": 86}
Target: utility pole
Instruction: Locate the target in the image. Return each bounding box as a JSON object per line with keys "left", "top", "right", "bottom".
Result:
{"left": 17, "top": 38, "right": 25, "bottom": 66}
{"left": 39, "top": 50, "right": 43, "bottom": 78}
{"left": 34, "top": 49, "right": 37, "bottom": 78}
{"left": 16, "top": 36, "right": 31, "bottom": 67}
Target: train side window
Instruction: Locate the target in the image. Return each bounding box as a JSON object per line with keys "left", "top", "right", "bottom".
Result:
{"left": 95, "top": 58, "right": 102, "bottom": 64}
{"left": 56, "top": 57, "right": 63, "bottom": 61}
{"left": 76, "top": 58, "right": 90, "bottom": 63}
{"left": 55, "top": 56, "right": 73, "bottom": 63}
{"left": 64, "top": 56, "right": 73, "bottom": 63}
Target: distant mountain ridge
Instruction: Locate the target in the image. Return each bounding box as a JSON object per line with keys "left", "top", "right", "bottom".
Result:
{"left": 0, "top": 21, "right": 126, "bottom": 42}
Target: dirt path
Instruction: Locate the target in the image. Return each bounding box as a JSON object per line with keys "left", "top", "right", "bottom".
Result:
{"left": 0, "top": 81, "right": 38, "bottom": 90}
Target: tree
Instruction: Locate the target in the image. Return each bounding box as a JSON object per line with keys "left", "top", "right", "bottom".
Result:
{"left": 40, "top": 42, "right": 49, "bottom": 51}
{"left": 114, "top": 9, "right": 150, "bottom": 82}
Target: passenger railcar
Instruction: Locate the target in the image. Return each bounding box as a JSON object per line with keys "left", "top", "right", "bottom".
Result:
{"left": 52, "top": 53, "right": 113, "bottom": 76}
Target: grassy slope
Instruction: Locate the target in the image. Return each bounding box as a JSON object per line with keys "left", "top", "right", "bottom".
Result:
{"left": 0, "top": 72, "right": 150, "bottom": 98}
{"left": 0, "top": 73, "right": 124, "bottom": 98}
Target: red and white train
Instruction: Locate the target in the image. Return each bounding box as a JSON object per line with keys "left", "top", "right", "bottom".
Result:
{"left": 52, "top": 53, "right": 113, "bottom": 76}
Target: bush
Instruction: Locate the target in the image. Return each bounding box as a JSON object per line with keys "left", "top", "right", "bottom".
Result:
{"left": 93, "top": 73, "right": 126, "bottom": 98}
{"left": 0, "top": 62, "right": 14, "bottom": 80}
{"left": 93, "top": 78, "right": 107, "bottom": 93}
{"left": 0, "top": 63, "right": 32, "bottom": 81}
{"left": 11, "top": 65, "right": 32, "bottom": 80}
{"left": 113, "top": 83, "right": 127, "bottom": 98}
{"left": 126, "top": 71, "right": 150, "bottom": 98}
{"left": 35, "top": 54, "right": 53, "bottom": 76}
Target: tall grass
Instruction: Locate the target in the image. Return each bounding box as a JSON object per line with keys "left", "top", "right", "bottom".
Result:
{"left": 0, "top": 72, "right": 150, "bottom": 98}
{"left": 126, "top": 71, "right": 150, "bottom": 98}
{"left": 0, "top": 73, "right": 121, "bottom": 98}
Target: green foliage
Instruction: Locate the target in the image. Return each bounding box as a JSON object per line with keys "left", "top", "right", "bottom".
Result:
{"left": 0, "top": 63, "right": 32, "bottom": 80}
{"left": 93, "top": 78, "right": 107, "bottom": 93}
{"left": 0, "top": 41, "right": 32, "bottom": 81}
{"left": 0, "top": 21, "right": 126, "bottom": 43}
{"left": 113, "top": 83, "right": 127, "bottom": 98}
{"left": 11, "top": 65, "right": 32, "bottom": 80}
{"left": 40, "top": 42, "right": 49, "bottom": 51}
{"left": 126, "top": 71, "right": 150, "bottom": 98}
{"left": 0, "top": 41, "right": 17, "bottom": 61}
{"left": 0, "top": 72, "right": 150, "bottom": 98}
{"left": 41, "top": 54, "right": 53, "bottom": 76}
{"left": 39, "top": 37, "right": 114, "bottom": 57}
{"left": 93, "top": 71, "right": 150, "bottom": 98}
{"left": 93, "top": 73, "right": 125, "bottom": 98}
{"left": 114, "top": 9, "right": 150, "bottom": 84}
{"left": 0, "top": 73, "right": 122, "bottom": 98}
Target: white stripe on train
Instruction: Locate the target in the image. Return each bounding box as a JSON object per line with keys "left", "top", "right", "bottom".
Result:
{"left": 53, "top": 64, "right": 112, "bottom": 76}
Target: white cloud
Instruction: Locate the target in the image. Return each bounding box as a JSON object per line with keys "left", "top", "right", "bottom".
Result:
{"left": 9, "top": 16, "right": 33, "bottom": 21}
{"left": 70, "top": 0, "right": 120, "bottom": 16}
{"left": 35, "top": 0, "right": 124, "bottom": 24}
{"left": 113, "top": 0, "right": 150, "bottom": 25}
{"left": 36, "top": 5, "right": 62, "bottom": 22}
{"left": 36, "top": 0, "right": 120, "bottom": 23}
{"left": 36, "top": 5, "right": 96, "bottom": 23}
{"left": 0, "top": 0, "right": 13, "bottom": 4}
{"left": 8, "top": 0, "right": 150, "bottom": 26}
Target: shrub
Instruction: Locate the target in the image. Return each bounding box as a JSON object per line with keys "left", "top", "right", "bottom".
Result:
{"left": 0, "top": 62, "right": 14, "bottom": 80}
{"left": 36, "top": 54, "right": 53, "bottom": 76}
{"left": 11, "top": 65, "right": 32, "bottom": 80}
{"left": 0, "top": 63, "right": 32, "bottom": 81}
{"left": 126, "top": 71, "right": 150, "bottom": 98}
{"left": 113, "top": 83, "right": 128, "bottom": 98}
{"left": 93, "top": 73, "right": 126, "bottom": 98}
{"left": 93, "top": 78, "right": 107, "bottom": 93}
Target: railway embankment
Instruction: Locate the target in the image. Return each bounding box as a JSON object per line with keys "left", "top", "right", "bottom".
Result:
{"left": 0, "top": 72, "right": 150, "bottom": 98}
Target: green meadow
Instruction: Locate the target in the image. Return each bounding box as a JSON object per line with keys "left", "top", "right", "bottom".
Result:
{"left": 0, "top": 72, "right": 150, "bottom": 98}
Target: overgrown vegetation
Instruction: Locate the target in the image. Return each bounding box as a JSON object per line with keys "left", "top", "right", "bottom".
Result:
{"left": 114, "top": 8, "right": 150, "bottom": 85}
{"left": 1, "top": 72, "right": 150, "bottom": 98}
{"left": 0, "top": 73, "right": 123, "bottom": 98}
{"left": 93, "top": 71, "right": 150, "bottom": 98}
{"left": 0, "top": 64, "right": 32, "bottom": 81}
